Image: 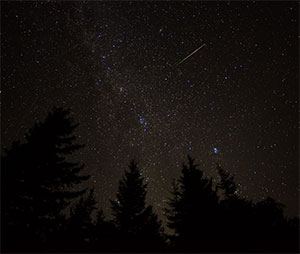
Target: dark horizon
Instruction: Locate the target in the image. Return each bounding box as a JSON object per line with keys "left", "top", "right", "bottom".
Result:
{"left": 2, "top": 107, "right": 299, "bottom": 252}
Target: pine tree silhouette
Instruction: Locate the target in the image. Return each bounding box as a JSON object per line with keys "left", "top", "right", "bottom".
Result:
{"left": 64, "top": 188, "right": 97, "bottom": 251}
{"left": 92, "top": 209, "right": 118, "bottom": 251}
{"left": 110, "top": 160, "right": 165, "bottom": 251}
{"left": 216, "top": 163, "right": 238, "bottom": 199}
{"left": 165, "top": 155, "right": 219, "bottom": 252}
{"left": 216, "top": 164, "right": 299, "bottom": 252}
{"left": 253, "top": 197, "right": 299, "bottom": 252}
{"left": 216, "top": 164, "right": 255, "bottom": 251}
{"left": 1, "top": 107, "right": 89, "bottom": 252}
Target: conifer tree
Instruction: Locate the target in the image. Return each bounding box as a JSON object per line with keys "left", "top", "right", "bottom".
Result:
{"left": 216, "top": 163, "right": 238, "bottom": 199}
{"left": 253, "top": 197, "right": 289, "bottom": 251}
{"left": 165, "top": 156, "right": 219, "bottom": 251}
{"left": 111, "top": 160, "right": 165, "bottom": 251}
{"left": 215, "top": 164, "right": 254, "bottom": 251}
{"left": 215, "top": 164, "right": 299, "bottom": 252}
{"left": 1, "top": 107, "right": 89, "bottom": 251}
{"left": 67, "top": 189, "right": 97, "bottom": 244}
{"left": 92, "top": 209, "right": 119, "bottom": 251}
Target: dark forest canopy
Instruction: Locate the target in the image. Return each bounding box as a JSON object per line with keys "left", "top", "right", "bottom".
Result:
{"left": 1, "top": 108, "right": 299, "bottom": 253}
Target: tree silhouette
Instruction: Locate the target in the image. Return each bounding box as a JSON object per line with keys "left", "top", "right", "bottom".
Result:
{"left": 216, "top": 163, "right": 238, "bottom": 199}
{"left": 91, "top": 209, "right": 118, "bottom": 251}
{"left": 1, "top": 107, "right": 89, "bottom": 252}
{"left": 63, "top": 188, "right": 97, "bottom": 251}
{"left": 216, "top": 164, "right": 299, "bottom": 253}
{"left": 252, "top": 197, "right": 299, "bottom": 252}
{"left": 165, "top": 156, "right": 219, "bottom": 251}
{"left": 110, "top": 160, "right": 165, "bottom": 251}
{"left": 216, "top": 164, "right": 255, "bottom": 251}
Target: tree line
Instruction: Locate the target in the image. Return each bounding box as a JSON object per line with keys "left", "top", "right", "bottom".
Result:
{"left": 1, "top": 108, "right": 299, "bottom": 253}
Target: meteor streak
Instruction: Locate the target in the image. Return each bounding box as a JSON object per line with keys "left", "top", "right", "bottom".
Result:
{"left": 177, "top": 43, "right": 206, "bottom": 65}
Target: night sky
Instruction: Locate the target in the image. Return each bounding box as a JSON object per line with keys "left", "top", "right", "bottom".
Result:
{"left": 1, "top": 1, "right": 299, "bottom": 226}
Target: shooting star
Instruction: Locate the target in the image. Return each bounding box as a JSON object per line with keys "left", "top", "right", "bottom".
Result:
{"left": 177, "top": 43, "right": 206, "bottom": 66}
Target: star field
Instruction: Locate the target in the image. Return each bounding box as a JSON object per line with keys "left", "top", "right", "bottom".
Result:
{"left": 1, "top": 1, "right": 299, "bottom": 225}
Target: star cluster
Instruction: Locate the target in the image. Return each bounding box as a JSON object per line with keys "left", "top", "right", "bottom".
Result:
{"left": 1, "top": 1, "right": 299, "bottom": 224}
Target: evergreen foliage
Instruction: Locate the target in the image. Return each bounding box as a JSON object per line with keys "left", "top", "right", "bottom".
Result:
{"left": 216, "top": 163, "right": 238, "bottom": 199}
{"left": 111, "top": 160, "right": 165, "bottom": 251}
{"left": 65, "top": 189, "right": 97, "bottom": 248}
{"left": 165, "top": 156, "right": 219, "bottom": 251}
{"left": 1, "top": 107, "right": 89, "bottom": 251}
